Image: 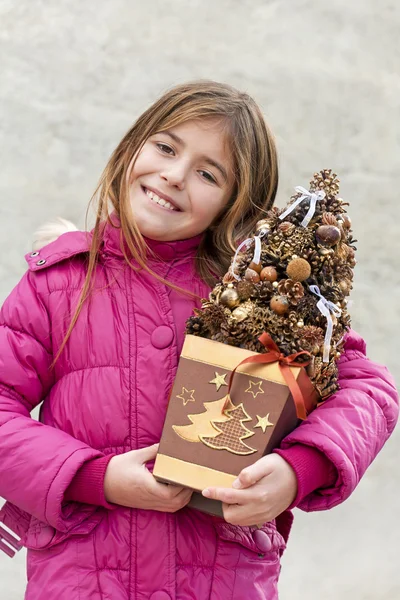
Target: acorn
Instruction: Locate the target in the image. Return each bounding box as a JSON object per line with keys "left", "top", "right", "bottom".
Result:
{"left": 270, "top": 295, "right": 290, "bottom": 315}
{"left": 244, "top": 268, "right": 260, "bottom": 283}
{"left": 249, "top": 261, "right": 262, "bottom": 274}
{"left": 260, "top": 266, "right": 278, "bottom": 282}
{"left": 286, "top": 258, "right": 311, "bottom": 282}
{"left": 315, "top": 225, "right": 341, "bottom": 247}
{"left": 220, "top": 288, "right": 240, "bottom": 309}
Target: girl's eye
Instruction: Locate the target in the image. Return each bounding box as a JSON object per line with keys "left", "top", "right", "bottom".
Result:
{"left": 199, "top": 170, "right": 217, "bottom": 184}
{"left": 156, "top": 143, "right": 175, "bottom": 155}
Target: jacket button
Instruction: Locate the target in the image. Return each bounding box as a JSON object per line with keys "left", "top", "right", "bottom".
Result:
{"left": 149, "top": 592, "right": 171, "bottom": 600}
{"left": 151, "top": 325, "right": 174, "bottom": 349}
{"left": 253, "top": 529, "right": 272, "bottom": 553}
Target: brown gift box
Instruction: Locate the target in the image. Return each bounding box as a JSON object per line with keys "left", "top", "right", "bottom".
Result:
{"left": 154, "top": 334, "right": 318, "bottom": 515}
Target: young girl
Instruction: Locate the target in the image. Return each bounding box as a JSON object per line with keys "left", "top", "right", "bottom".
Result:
{"left": 0, "top": 81, "right": 397, "bottom": 600}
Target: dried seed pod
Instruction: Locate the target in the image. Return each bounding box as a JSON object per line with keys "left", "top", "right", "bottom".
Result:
{"left": 270, "top": 295, "right": 290, "bottom": 315}
{"left": 237, "top": 280, "right": 255, "bottom": 300}
{"left": 286, "top": 258, "right": 312, "bottom": 282}
{"left": 220, "top": 288, "right": 240, "bottom": 309}
{"left": 249, "top": 261, "right": 262, "bottom": 274}
{"left": 315, "top": 225, "right": 341, "bottom": 247}
{"left": 245, "top": 268, "right": 260, "bottom": 283}
{"left": 260, "top": 266, "right": 278, "bottom": 282}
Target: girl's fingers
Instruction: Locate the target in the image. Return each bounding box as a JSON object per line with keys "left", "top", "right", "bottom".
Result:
{"left": 232, "top": 456, "right": 272, "bottom": 489}
{"left": 222, "top": 502, "right": 266, "bottom": 527}
{"left": 202, "top": 486, "right": 252, "bottom": 505}
{"left": 137, "top": 443, "right": 159, "bottom": 463}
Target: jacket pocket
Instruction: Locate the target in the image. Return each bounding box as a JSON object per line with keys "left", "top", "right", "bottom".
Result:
{"left": 213, "top": 519, "right": 286, "bottom": 561}
{"left": 24, "top": 509, "right": 104, "bottom": 551}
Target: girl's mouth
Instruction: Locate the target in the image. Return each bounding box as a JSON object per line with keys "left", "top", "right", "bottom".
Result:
{"left": 142, "top": 186, "right": 180, "bottom": 212}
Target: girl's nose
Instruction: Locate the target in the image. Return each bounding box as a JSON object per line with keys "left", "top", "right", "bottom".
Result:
{"left": 160, "top": 164, "right": 186, "bottom": 190}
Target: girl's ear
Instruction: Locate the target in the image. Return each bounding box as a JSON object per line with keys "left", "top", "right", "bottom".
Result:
{"left": 32, "top": 218, "right": 79, "bottom": 251}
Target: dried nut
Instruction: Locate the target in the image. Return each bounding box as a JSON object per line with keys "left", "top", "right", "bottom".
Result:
{"left": 272, "top": 281, "right": 279, "bottom": 288}
{"left": 270, "top": 295, "right": 290, "bottom": 315}
{"left": 232, "top": 306, "right": 249, "bottom": 322}
{"left": 249, "top": 261, "right": 262, "bottom": 274}
{"left": 297, "top": 320, "right": 304, "bottom": 327}
{"left": 341, "top": 214, "right": 352, "bottom": 229}
{"left": 220, "top": 288, "right": 240, "bottom": 309}
{"left": 244, "top": 268, "right": 260, "bottom": 283}
{"left": 286, "top": 258, "right": 312, "bottom": 282}
{"left": 260, "top": 266, "right": 278, "bottom": 282}
{"left": 315, "top": 225, "right": 341, "bottom": 247}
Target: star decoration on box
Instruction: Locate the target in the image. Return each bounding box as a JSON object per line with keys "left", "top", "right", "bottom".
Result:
{"left": 245, "top": 380, "right": 264, "bottom": 399}
{"left": 254, "top": 414, "right": 274, "bottom": 433}
{"left": 176, "top": 387, "right": 196, "bottom": 406}
{"left": 209, "top": 371, "right": 228, "bottom": 392}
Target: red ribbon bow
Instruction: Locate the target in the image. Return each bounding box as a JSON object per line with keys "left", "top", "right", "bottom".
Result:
{"left": 226, "top": 332, "right": 312, "bottom": 420}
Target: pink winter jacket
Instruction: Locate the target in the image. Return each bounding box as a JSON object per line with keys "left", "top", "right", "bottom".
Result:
{"left": 0, "top": 219, "right": 398, "bottom": 600}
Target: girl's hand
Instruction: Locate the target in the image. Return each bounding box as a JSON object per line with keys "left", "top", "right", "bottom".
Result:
{"left": 104, "top": 444, "right": 192, "bottom": 512}
{"left": 202, "top": 454, "right": 297, "bottom": 526}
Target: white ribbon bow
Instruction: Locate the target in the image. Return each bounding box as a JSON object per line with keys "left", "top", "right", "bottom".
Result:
{"left": 279, "top": 186, "right": 326, "bottom": 227}
{"left": 231, "top": 226, "right": 269, "bottom": 281}
{"left": 309, "top": 285, "right": 342, "bottom": 362}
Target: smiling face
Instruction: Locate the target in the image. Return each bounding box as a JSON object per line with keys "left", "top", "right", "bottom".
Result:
{"left": 128, "top": 118, "right": 235, "bottom": 242}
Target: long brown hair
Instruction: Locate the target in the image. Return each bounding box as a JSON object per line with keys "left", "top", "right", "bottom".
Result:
{"left": 55, "top": 80, "right": 279, "bottom": 363}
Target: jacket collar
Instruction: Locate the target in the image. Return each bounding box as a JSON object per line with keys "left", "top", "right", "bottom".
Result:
{"left": 101, "top": 213, "right": 203, "bottom": 262}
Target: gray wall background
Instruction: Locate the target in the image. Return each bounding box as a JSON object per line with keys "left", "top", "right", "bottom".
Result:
{"left": 0, "top": 1, "right": 399, "bottom": 598}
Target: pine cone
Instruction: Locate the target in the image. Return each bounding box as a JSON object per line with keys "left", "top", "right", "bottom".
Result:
{"left": 299, "top": 326, "right": 325, "bottom": 353}
{"left": 310, "top": 169, "right": 340, "bottom": 199}
{"left": 253, "top": 281, "right": 274, "bottom": 302}
{"left": 277, "top": 279, "right": 304, "bottom": 305}
{"left": 201, "top": 303, "right": 230, "bottom": 334}
{"left": 186, "top": 315, "right": 208, "bottom": 336}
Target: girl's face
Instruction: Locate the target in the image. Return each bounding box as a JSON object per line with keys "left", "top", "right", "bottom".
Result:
{"left": 128, "top": 118, "right": 234, "bottom": 241}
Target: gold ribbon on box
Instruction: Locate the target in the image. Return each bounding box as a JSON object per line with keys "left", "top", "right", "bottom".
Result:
{"left": 224, "top": 332, "right": 312, "bottom": 421}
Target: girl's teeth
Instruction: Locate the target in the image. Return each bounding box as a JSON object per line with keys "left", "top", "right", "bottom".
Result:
{"left": 145, "top": 188, "right": 176, "bottom": 211}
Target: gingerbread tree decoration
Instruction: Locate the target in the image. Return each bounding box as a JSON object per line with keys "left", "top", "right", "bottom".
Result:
{"left": 200, "top": 403, "right": 257, "bottom": 455}
{"left": 173, "top": 396, "right": 234, "bottom": 443}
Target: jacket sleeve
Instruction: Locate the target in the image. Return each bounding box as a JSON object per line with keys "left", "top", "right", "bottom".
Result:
{"left": 0, "top": 270, "right": 107, "bottom": 533}
{"left": 278, "top": 329, "right": 399, "bottom": 511}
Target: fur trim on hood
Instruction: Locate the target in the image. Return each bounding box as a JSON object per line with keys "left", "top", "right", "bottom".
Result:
{"left": 32, "top": 218, "right": 79, "bottom": 251}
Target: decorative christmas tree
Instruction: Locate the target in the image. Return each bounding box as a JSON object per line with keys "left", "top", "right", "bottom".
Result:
{"left": 173, "top": 396, "right": 234, "bottom": 442}
{"left": 186, "top": 169, "right": 356, "bottom": 399}
{"left": 200, "top": 403, "right": 257, "bottom": 455}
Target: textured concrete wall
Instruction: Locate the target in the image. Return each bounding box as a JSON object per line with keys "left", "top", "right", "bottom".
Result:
{"left": 0, "top": 1, "right": 399, "bottom": 598}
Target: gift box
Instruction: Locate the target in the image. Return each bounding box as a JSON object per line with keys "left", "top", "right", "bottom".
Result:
{"left": 154, "top": 333, "right": 318, "bottom": 502}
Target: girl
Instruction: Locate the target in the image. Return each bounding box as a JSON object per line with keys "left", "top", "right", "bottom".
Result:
{"left": 0, "top": 81, "right": 397, "bottom": 600}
